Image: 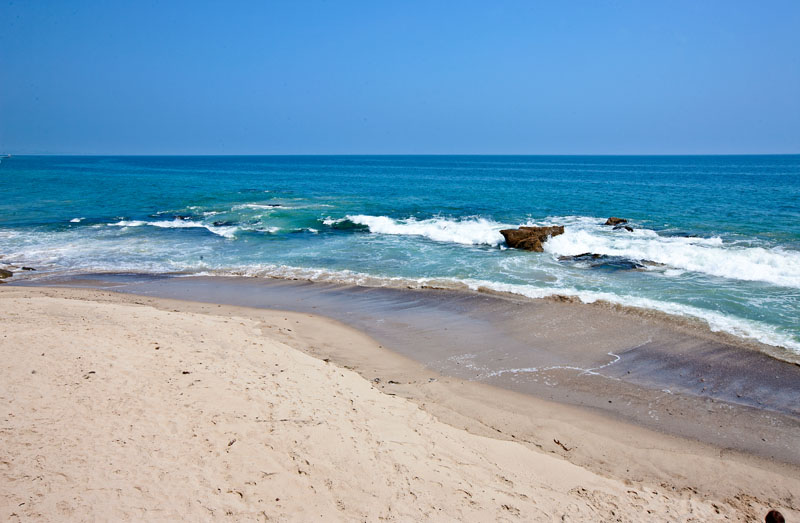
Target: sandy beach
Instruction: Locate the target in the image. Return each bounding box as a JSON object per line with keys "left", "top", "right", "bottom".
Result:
{"left": 1, "top": 285, "right": 797, "bottom": 521}
{"left": 4, "top": 0, "right": 799, "bottom": 520}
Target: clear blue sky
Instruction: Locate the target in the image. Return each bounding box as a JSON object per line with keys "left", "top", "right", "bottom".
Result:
{"left": 1, "top": 1, "right": 798, "bottom": 154}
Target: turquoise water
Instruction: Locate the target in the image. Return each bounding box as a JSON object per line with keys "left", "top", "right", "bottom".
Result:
{"left": 1, "top": 155, "right": 799, "bottom": 352}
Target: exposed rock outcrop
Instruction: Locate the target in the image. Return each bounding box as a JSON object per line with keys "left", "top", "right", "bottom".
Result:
{"left": 500, "top": 226, "right": 564, "bottom": 252}
{"left": 604, "top": 217, "right": 627, "bottom": 226}
{"left": 0, "top": 268, "right": 13, "bottom": 279}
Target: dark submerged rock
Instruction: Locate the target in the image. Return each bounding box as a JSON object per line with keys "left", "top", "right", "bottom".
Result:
{"left": 595, "top": 258, "right": 645, "bottom": 271}
{"left": 500, "top": 226, "right": 565, "bottom": 252}
{"left": 558, "top": 253, "right": 603, "bottom": 262}
{"left": 613, "top": 225, "right": 634, "bottom": 232}
{"left": 604, "top": 217, "right": 628, "bottom": 226}
{"left": 213, "top": 220, "right": 234, "bottom": 227}
{"left": 558, "top": 253, "right": 646, "bottom": 271}
{"left": 21, "top": 267, "right": 36, "bottom": 271}
{"left": 327, "top": 219, "right": 369, "bottom": 231}
{"left": 660, "top": 231, "right": 699, "bottom": 238}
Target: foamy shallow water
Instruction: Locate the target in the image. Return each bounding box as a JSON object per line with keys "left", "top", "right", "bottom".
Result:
{"left": 1, "top": 155, "right": 798, "bottom": 353}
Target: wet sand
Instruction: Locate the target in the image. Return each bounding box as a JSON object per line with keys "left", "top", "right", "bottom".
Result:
{"left": 16, "top": 273, "right": 800, "bottom": 467}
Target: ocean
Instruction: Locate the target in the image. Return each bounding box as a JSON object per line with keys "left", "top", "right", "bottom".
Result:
{"left": 1, "top": 155, "right": 799, "bottom": 353}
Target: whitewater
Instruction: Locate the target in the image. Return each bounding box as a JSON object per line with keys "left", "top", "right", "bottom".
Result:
{"left": 1, "top": 155, "right": 798, "bottom": 355}
{"left": 334, "top": 214, "right": 800, "bottom": 289}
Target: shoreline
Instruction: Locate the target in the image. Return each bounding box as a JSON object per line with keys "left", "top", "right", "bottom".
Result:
{"left": 11, "top": 274, "right": 800, "bottom": 462}
{"left": 0, "top": 285, "right": 797, "bottom": 520}
{"left": 5, "top": 264, "right": 799, "bottom": 360}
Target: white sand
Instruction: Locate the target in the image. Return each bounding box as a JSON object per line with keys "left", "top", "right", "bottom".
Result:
{"left": 0, "top": 287, "right": 796, "bottom": 521}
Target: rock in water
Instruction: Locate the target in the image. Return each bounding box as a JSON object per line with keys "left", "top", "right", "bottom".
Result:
{"left": 613, "top": 225, "right": 634, "bottom": 232}
{"left": 604, "top": 217, "right": 628, "bottom": 226}
{"left": 557, "top": 253, "right": 645, "bottom": 270}
{"left": 500, "top": 226, "right": 565, "bottom": 251}
{"left": 559, "top": 253, "right": 603, "bottom": 262}
{"left": 0, "top": 268, "right": 13, "bottom": 279}
{"left": 596, "top": 258, "right": 645, "bottom": 271}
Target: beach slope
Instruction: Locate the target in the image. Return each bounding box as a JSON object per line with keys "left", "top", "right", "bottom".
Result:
{"left": 0, "top": 287, "right": 795, "bottom": 521}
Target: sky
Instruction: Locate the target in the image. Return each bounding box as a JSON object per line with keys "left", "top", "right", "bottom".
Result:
{"left": 1, "top": 1, "right": 799, "bottom": 155}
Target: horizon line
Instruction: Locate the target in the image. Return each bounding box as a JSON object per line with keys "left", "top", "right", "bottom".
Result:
{"left": 4, "top": 152, "right": 800, "bottom": 158}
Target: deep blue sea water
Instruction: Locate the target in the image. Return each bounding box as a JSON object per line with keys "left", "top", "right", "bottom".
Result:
{"left": 2, "top": 155, "right": 799, "bottom": 352}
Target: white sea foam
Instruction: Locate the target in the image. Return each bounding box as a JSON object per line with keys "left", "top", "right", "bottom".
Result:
{"left": 233, "top": 202, "right": 332, "bottom": 211}
{"left": 5, "top": 211, "right": 800, "bottom": 354}
{"left": 481, "top": 352, "right": 622, "bottom": 379}
{"left": 109, "top": 219, "right": 238, "bottom": 238}
{"left": 2, "top": 221, "right": 797, "bottom": 353}
{"left": 69, "top": 217, "right": 84, "bottom": 223}
{"left": 341, "top": 215, "right": 508, "bottom": 246}
{"left": 232, "top": 203, "right": 281, "bottom": 210}
{"left": 197, "top": 263, "right": 800, "bottom": 353}
{"left": 325, "top": 213, "right": 800, "bottom": 287}
{"left": 455, "top": 278, "right": 800, "bottom": 353}
{"left": 111, "top": 220, "right": 147, "bottom": 227}
{"left": 211, "top": 264, "right": 421, "bottom": 288}
{"left": 540, "top": 217, "right": 800, "bottom": 288}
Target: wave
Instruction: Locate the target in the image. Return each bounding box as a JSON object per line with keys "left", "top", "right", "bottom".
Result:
{"left": 540, "top": 216, "right": 800, "bottom": 288}
{"left": 4, "top": 228, "right": 797, "bottom": 353}
{"left": 5, "top": 212, "right": 799, "bottom": 353}
{"left": 232, "top": 203, "right": 283, "bottom": 210}
{"left": 197, "top": 264, "right": 800, "bottom": 353}
{"left": 321, "top": 217, "right": 368, "bottom": 231}
{"left": 233, "top": 202, "right": 333, "bottom": 211}
{"left": 324, "top": 214, "right": 800, "bottom": 288}
{"left": 456, "top": 279, "right": 800, "bottom": 353}
{"left": 331, "top": 215, "right": 509, "bottom": 246}
{"left": 109, "top": 219, "right": 238, "bottom": 238}
{"left": 69, "top": 217, "right": 84, "bottom": 223}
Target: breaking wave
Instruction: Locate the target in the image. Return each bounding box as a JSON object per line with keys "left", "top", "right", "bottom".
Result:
{"left": 541, "top": 217, "right": 800, "bottom": 288}
{"left": 328, "top": 215, "right": 509, "bottom": 246}
{"left": 199, "top": 264, "right": 800, "bottom": 353}
{"left": 109, "top": 219, "right": 238, "bottom": 238}
{"left": 323, "top": 214, "right": 800, "bottom": 288}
